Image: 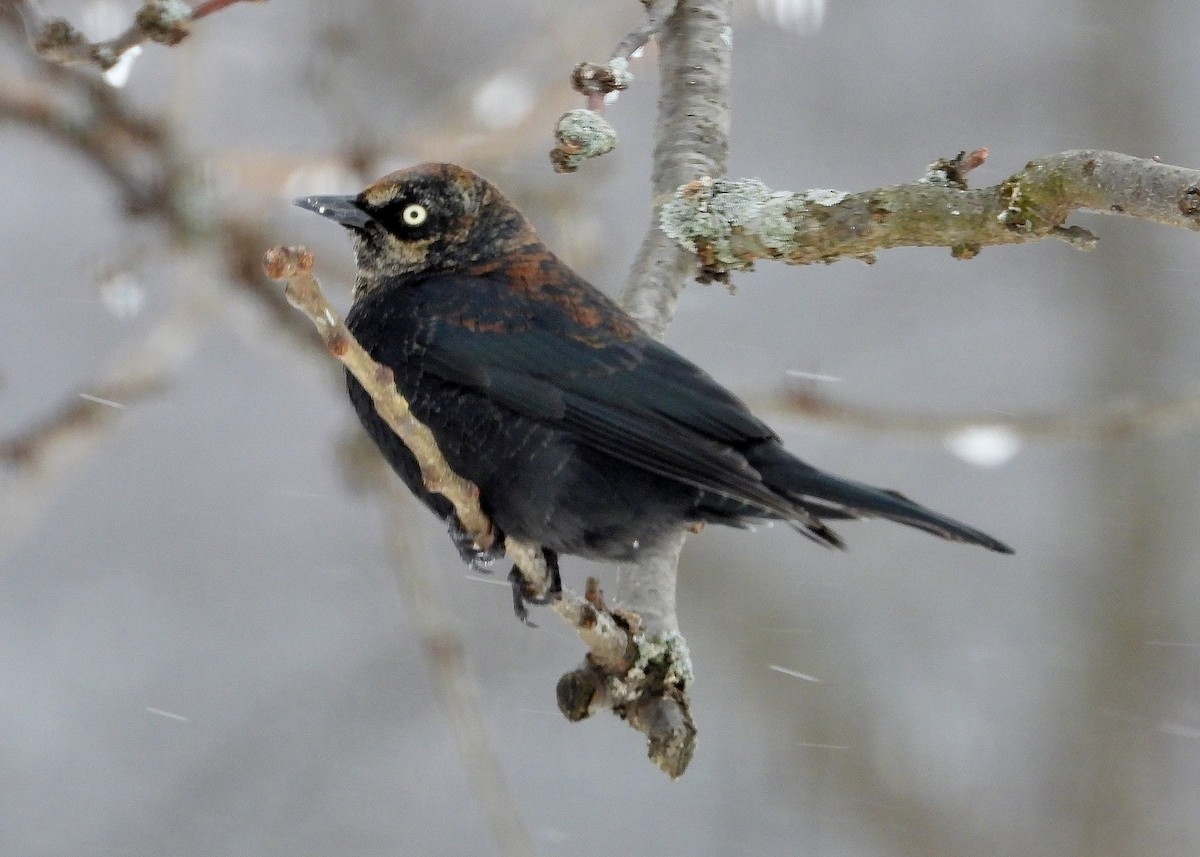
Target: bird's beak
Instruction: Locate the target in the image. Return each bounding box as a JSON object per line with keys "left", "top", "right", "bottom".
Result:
{"left": 293, "top": 195, "right": 375, "bottom": 229}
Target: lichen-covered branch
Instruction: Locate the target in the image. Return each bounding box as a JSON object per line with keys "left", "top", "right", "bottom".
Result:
{"left": 12, "top": 0, "right": 265, "bottom": 71}
{"left": 553, "top": 545, "right": 697, "bottom": 778}
{"left": 659, "top": 149, "right": 1200, "bottom": 280}
{"left": 552, "top": 565, "right": 696, "bottom": 779}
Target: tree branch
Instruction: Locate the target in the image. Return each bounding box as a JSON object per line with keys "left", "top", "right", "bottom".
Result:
{"left": 550, "top": 0, "right": 732, "bottom": 779}
{"left": 258, "top": 188, "right": 555, "bottom": 854}
{"left": 11, "top": 0, "right": 265, "bottom": 71}
{"left": 658, "top": 149, "right": 1200, "bottom": 280}
{"left": 263, "top": 248, "right": 500, "bottom": 552}
{"left": 758, "top": 386, "right": 1200, "bottom": 445}
{"left": 0, "top": 71, "right": 186, "bottom": 224}
{"left": 0, "top": 64, "right": 322, "bottom": 557}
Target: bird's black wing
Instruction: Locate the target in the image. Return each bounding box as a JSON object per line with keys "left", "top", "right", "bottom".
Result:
{"left": 413, "top": 274, "right": 801, "bottom": 519}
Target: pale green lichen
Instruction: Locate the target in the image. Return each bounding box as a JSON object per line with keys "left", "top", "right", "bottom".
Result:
{"left": 920, "top": 167, "right": 952, "bottom": 186}
{"left": 997, "top": 177, "right": 1033, "bottom": 231}
{"left": 550, "top": 108, "right": 617, "bottom": 173}
{"left": 660, "top": 177, "right": 811, "bottom": 269}
{"left": 636, "top": 629, "right": 694, "bottom": 687}
{"left": 800, "top": 188, "right": 849, "bottom": 207}
{"left": 136, "top": 0, "right": 193, "bottom": 46}
{"left": 756, "top": 192, "right": 800, "bottom": 254}
{"left": 606, "top": 57, "right": 633, "bottom": 89}
{"left": 605, "top": 629, "right": 694, "bottom": 703}
{"left": 659, "top": 177, "right": 721, "bottom": 252}
{"left": 557, "top": 109, "right": 615, "bottom": 153}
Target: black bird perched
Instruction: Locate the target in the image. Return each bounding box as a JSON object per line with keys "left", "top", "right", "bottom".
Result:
{"left": 297, "top": 163, "right": 1011, "bottom": 612}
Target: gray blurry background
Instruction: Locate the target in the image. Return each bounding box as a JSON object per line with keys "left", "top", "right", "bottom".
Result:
{"left": 3, "top": 1, "right": 1200, "bottom": 855}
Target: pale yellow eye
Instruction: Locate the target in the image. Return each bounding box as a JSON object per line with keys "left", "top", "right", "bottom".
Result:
{"left": 402, "top": 203, "right": 428, "bottom": 226}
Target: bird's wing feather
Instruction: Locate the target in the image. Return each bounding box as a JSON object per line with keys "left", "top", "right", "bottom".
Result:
{"left": 414, "top": 274, "right": 797, "bottom": 516}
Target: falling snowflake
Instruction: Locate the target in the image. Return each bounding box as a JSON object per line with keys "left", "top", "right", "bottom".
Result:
{"left": 755, "top": 0, "right": 826, "bottom": 34}
{"left": 82, "top": 0, "right": 142, "bottom": 87}
{"left": 944, "top": 425, "right": 1022, "bottom": 468}
{"left": 472, "top": 72, "right": 536, "bottom": 130}
{"left": 99, "top": 272, "right": 145, "bottom": 319}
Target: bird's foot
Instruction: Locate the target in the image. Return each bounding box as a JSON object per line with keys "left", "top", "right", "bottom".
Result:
{"left": 446, "top": 515, "right": 506, "bottom": 571}
{"left": 508, "top": 548, "right": 562, "bottom": 626}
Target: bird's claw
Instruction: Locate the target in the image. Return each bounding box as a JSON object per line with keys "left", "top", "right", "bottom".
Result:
{"left": 446, "top": 515, "right": 505, "bottom": 571}
{"left": 507, "top": 549, "right": 562, "bottom": 626}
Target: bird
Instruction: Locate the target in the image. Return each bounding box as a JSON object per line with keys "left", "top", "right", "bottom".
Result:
{"left": 296, "top": 163, "right": 1011, "bottom": 615}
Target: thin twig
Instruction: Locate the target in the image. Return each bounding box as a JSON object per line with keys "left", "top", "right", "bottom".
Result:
{"left": 605, "top": 0, "right": 676, "bottom": 67}
{"left": 13, "top": 0, "right": 266, "bottom": 70}
{"left": 262, "top": 246, "right": 558, "bottom": 595}
{"left": 571, "top": 0, "right": 676, "bottom": 99}
{"left": 191, "top": 0, "right": 260, "bottom": 20}
{"left": 550, "top": 0, "right": 678, "bottom": 171}
{"left": 262, "top": 249, "right": 495, "bottom": 549}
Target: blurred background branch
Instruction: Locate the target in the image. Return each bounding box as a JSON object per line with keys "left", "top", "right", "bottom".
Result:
{"left": 756, "top": 384, "right": 1200, "bottom": 456}
{"left": 11, "top": 0, "right": 263, "bottom": 73}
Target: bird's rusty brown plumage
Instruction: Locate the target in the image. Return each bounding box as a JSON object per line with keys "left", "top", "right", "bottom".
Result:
{"left": 296, "top": 163, "right": 1010, "bottom": 608}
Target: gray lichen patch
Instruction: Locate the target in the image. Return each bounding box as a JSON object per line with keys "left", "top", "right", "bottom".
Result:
{"left": 636, "top": 629, "right": 694, "bottom": 688}
{"left": 800, "top": 188, "right": 849, "bottom": 207}
{"left": 659, "top": 177, "right": 815, "bottom": 271}
{"left": 550, "top": 109, "right": 617, "bottom": 173}
{"left": 607, "top": 629, "right": 694, "bottom": 703}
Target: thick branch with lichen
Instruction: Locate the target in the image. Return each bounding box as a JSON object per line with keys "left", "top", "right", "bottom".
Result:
{"left": 659, "top": 149, "right": 1200, "bottom": 280}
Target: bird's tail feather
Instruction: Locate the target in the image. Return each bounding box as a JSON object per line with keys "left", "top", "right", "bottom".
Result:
{"left": 749, "top": 449, "right": 1013, "bottom": 554}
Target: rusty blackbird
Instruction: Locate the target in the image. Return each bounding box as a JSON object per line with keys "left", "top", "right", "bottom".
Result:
{"left": 297, "top": 163, "right": 1011, "bottom": 608}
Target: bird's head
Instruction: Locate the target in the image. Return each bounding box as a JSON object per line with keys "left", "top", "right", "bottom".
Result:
{"left": 295, "top": 163, "right": 539, "bottom": 298}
